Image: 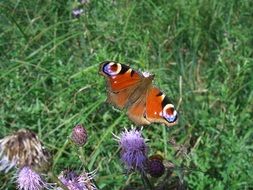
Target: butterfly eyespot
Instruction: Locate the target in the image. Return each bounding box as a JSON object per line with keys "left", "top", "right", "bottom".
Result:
{"left": 162, "top": 104, "right": 177, "bottom": 123}
{"left": 103, "top": 62, "right": 122, "bottom": 76}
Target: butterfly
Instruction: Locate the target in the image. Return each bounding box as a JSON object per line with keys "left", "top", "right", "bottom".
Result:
{"left": 99, "top": 61, "right": 178, "bottom": 127}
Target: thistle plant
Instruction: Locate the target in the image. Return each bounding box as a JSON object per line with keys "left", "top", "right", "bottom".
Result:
{"left": 55, "top": 124, "right": 97, "bottom": 190}
{"left": 0, "top": 124, "right": 179, "bottom": 190}
{"left": 0, "top": 125, "right": 99, "bottom": 190}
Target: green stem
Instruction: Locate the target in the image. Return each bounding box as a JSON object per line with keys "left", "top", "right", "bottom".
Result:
{"left": 78, "top": 146, "right": 86, "bottom": 166}
{"left": 140, "top": 171, "right": 153, "bottom": 190}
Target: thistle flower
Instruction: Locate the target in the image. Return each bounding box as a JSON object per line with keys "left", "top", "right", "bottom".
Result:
{"left": 78, "top": 170, "right": 97, "bottom": 190}
{"left": 71, "top": 124, "right": 88, "bottom": 146}
{"left": 72, "top": 8, "right": 84, "bottom": 18}
{"left": 58, "top": 169, "right": 97, "bottom": 190}
{"left": 79, "top": 0, "right": 90, "bottom": 4}
{"left": 114, "top": 127, "right": 148, "bottom": 171}
{"left": 147, "top": 155, "right": 165, "bottom": 178}
{"left": 0, "top": 129, "right": 51, "bottom": 172}
{"left": 16, "top": 166, "right": 47, "bottom": 190}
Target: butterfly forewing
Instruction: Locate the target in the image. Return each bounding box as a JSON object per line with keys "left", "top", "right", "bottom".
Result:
{"left": 100, "top": 61, "right": 143, "bottom": 109}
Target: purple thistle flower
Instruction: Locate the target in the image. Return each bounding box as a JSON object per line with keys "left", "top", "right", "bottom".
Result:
{"left": 79, "top": 0, "right": 90, "bottom": 4}
{"left": 78, "top": 170, "right": 97, "bottom": 190}
{"left": 16, "top": 166, "right": 47, "bottom": 190}
{"left": 72, "top": 8, "right": 84, "bottom": 18}
{"left": 58, "top": 169, "right": 97, "bottom": 190}
{"left": 114, "top": 127, "right": 148, "bottom": 171}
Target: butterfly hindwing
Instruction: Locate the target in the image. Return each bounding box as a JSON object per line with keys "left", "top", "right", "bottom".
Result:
{"left": 126, "top": 96, "right": 150, "bottom": 126}
{"left": 146, "top": 87, "right": 178, "bottom": 127}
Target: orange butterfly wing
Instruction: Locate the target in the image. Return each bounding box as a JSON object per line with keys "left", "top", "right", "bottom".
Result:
{"left": 146, "top": 87, "right": 178, "bottom": 127}
{"left": 99, "top": 61, "right": 143, "bottom": 109}
{"left": 126, "top": 96, "right": 150, "bottom": 125}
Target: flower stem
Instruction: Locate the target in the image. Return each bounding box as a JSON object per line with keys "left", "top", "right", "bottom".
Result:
{"left": 78, "top": 146, "right": 86, "bottom": 166}
{"left": 140, "top": 171, "right": 153, "bottom": 190}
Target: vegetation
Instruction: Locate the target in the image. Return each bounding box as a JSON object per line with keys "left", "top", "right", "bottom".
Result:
{"left": 0, "top": 0, "right": 252, "bottom": 189}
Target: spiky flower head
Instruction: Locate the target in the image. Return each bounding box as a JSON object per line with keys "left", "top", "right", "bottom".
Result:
{"left": 147, "top": 154, "right": 165, "bottom": 178}
{"left": 114, "top": 127, "right": 148, "bottom": 171}
{"left": 0, "top": 129, "right": 51, "bottom": 172}
{"left": 78, "top": 170, "right": 97, "bottom": 190}
{"left": 16, "top": 166, "right": 47, "bottom": 190}
{"left": 58, "top": 169, "right": 97, "bottom": 190}
{"left": 79, "top": 0, "right": 90, "bottom": 4}
{"left": 72, "top": 8, "right": 84, "bottom": 18}
{"left": 71, "top": 124, "right": 88, "bottom": 146}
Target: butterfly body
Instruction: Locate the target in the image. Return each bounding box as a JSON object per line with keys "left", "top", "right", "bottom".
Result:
{"left": 99, "top": 61, "right": 178, "bottom": 127}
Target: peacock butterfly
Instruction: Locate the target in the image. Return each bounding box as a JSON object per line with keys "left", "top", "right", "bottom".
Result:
{"left": 99, "top": 61, "right": 178, "bottom": 127}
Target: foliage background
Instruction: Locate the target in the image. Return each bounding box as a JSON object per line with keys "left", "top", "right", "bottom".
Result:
{"left": 0, "top": 0, "right": 253, "bottom": 189}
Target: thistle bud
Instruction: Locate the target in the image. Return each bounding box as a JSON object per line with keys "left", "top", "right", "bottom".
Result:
{"left": 71, "top": 124, "right": 88, "bottom": 146}
{"left": 147, "top": 155, "right": 165, "bottom": 178}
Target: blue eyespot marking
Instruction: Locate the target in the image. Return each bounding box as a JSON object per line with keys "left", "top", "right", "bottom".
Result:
{"left": 103, "top": 62, "right": 121, "bottom": 76}
{"left": 162, "top": 104, "right": 178, "bottom": 123}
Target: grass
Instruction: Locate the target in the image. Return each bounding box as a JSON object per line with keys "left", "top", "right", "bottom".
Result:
{"left": 0, "top": 0, "right": 253, "bottom": 189}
